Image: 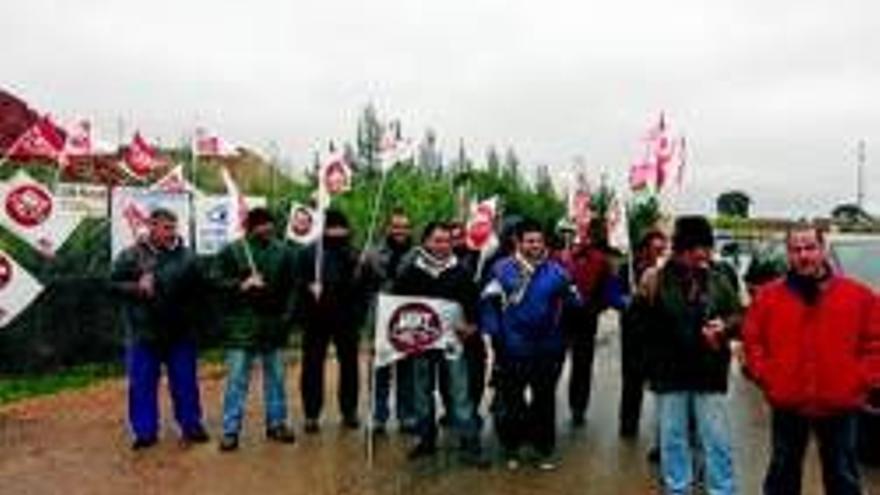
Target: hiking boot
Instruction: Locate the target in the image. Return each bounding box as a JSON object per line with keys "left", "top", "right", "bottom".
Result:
{"left": 266, "top": 425, "right": 296, "bottom": 444}
{"left": 218, "top": 434, "right": 239, "bottom": 452}
{"left": 182, "top": 426, "right": 210, "bottom": 444}
{"left": 131, "top": 436, "right": 158, "bottom": 451}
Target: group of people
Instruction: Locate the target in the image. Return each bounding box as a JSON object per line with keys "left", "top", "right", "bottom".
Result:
{"left": 110, "top": 203, "right": 880, "bottom": 494}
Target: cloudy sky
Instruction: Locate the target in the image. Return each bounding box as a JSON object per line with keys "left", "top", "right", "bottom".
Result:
{"left": 2, "top": 0, "right": 878, "bottom": 216}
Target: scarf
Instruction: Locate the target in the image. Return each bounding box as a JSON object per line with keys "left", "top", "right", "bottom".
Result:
{"left": 785, "top": 263, "right": 832, "bottom": 306}
{"left": 413, "top": 247, "right": 458, "bottom": 279}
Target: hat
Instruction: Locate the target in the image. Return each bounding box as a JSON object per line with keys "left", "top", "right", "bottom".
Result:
{"left": 245, "top": 207, "right": 274, "bottom": 231}
{"left": 323, "top": 209, "right": 350, "bottom": 230}
{"left": 672, "top": 215, "right": 714, "bottom": 252}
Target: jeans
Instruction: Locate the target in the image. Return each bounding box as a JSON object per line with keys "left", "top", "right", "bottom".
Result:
{"left": 438, "top": 335, "right": 487, "bottom": 422}
{"left": 657, "top": 392, "right": 735, "bottom": 495}
{"left": 373, "top": 357, "right": 415, "bottom": 426}
{"left": 221, "top": 348, "right": 289, "bottom": 435}
{"left": 764, "top": 409, "right": 862, "bottom": 495}
{"left": 126, "top": 339, "right": 203, "bottom": 440}
{"left": 412, "top": 350, "right": 477, "bottom": 445}
{"left": 493, "top": 356, "right": 564, "bottom": 456}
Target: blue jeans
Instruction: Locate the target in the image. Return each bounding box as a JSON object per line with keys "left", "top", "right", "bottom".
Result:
{"left": 373, "top": 358, "right": 415, "bottom": 426}
{"left": 412, "top": 351, "right": 477, "bottom": 444}
{"left": 126, "top": 339, "right": 203, "bottom": 440}
{"left": 764, "top": 409, "right": 862, "bottom": 495}
{"left": 657, "top": 392, "right": 736, "bottom": 495}
{"left": 222, "top": 348, "right": 289, "bottom": 435}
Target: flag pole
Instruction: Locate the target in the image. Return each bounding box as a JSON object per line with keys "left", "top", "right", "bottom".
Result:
{"left": 359, "top": 168, "right": 390, "bottom": 266}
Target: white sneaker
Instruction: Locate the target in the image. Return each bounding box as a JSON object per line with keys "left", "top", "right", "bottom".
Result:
{"left": 506, "top": 458, "right": 520, "bottom": 471}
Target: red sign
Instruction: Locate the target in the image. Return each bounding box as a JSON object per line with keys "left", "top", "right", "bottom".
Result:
{"left": 5, "top": 184, "right": 52, "bottom": 228}
{"left": 387, "top": 302, "right": 444, "bottom": 355}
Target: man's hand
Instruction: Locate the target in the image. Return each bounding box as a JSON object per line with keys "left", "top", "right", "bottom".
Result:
{"left": 454, "top": 323, "right": 477, "bottom": 340}
{"left": 240, "top": 273, "right": 266, "bottom": 292}
{"left": 702, "top": 318, "right": 726, "bottom": 351}
{"left": 137, "top": 272, "right": 155, "bottom": 299}
{"left": 866, "top": 388, "right": 880, "bottom": 415}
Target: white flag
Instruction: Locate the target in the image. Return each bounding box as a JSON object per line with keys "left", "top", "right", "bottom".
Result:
{"left": 285, "top": 202, "right": 322, "bottom": 245}
{"left": 0, "top": 171, "right": 82, "bottom": 254}
{"left": 373, "top": 294, "right": 464, "bottom": 367}
{"left": 607, "top": 196, "right": 630, "bottom": 252}
{"left": 0, "top": 249, "right": 43, "bottom": 328}
{"left": 110, "top": 187, "right": 192, "bottom": 259}
{"left": 150, "top": 164, "right": 200, "bottom": 196}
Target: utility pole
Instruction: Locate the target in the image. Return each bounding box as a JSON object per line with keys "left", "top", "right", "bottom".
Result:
{"left": 857, "top": 140, "right": 866, "bottom": 209}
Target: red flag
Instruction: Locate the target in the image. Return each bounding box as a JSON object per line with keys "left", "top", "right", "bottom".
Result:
{"left": 8, "top": 116, "right": 67, "bottom": 166}
{"left": 64, "top": 119, "right": 92, "bottom": 156}
{"left": 465, "top": 197, "right": 498, "bottom": 252}
{"left": 122, "top": 132, "right": 165, "bottom": 178}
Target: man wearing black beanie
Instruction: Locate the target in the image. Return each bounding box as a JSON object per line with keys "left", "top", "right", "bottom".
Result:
{"left": 633, "top": 215, "right": 742, "bottom": 494}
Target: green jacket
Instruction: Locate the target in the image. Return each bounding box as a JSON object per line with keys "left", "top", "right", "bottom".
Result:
{"left": 214, "top": 236, "right": 296, "bottom": 349}
{"left": 635, "top": 260, "right": 743, "bottom": 393}
{"left": 110, "top": 239, "right": 203, "bottom": 347}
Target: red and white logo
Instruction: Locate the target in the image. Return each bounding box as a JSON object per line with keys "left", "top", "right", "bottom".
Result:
{"left": 5, "top": 184, "right": 53, "bottom": 228}
{"left": 387, "top": 302, "right": 444, "bottom": 355}
{"left": 0, "top": 254, "right": 12, "bottom": 290}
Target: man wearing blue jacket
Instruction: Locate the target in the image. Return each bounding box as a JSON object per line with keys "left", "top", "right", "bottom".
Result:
{"left": 481, "top": 218, "right": 581, "bottom": 470}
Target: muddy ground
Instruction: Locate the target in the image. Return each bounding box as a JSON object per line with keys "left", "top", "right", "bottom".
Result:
{"left": 2, "top": 317, "right": 878, "bottom": 494}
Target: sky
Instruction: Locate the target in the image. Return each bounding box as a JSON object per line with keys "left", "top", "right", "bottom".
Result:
{"left": 2, "top": 0, "right": 878, "bottom": 217}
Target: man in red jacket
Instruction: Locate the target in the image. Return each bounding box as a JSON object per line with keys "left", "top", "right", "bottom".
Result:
{"left": 743, "top": 223, "right": 880, "bottom": 495}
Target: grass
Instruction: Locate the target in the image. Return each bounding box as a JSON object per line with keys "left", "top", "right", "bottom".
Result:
{"left": 0, "top": 362, "right": 121, "bottom": 406}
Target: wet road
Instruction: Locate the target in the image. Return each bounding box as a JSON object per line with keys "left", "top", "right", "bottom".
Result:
{"left": 1, "top": 314, "right": 878, "bottom": 494}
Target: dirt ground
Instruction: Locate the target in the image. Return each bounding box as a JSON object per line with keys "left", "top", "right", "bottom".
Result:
{"left": 2, "top": 318, "right": 878, "bottom": 495}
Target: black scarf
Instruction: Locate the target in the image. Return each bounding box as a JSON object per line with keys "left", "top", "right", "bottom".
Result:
{"left": 785, "top": 264, "right": 832, "bottom": 306}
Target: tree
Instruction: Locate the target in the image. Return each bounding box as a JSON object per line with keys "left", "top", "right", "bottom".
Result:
{"left": 716, "top": 190, "right": 751, "bottom": 218}
{"left": 417, "top": 128, "right": 442, "bottom": 175}
{"left": 831, "top": 203, "right": 875, "bottom": 226}
{"left": 502, "top": 146, "right": 520, "bottom": 186}
{"left": 355, "top": 102, "right": 382, "bottom": 173}
{"left": 486, "top": 146, "right": 501, "bottom": 177}
{"left": 534, "top": 164, "right": 554, "bottom": 197}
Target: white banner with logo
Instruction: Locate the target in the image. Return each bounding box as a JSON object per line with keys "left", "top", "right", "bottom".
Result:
{"left": 0, "top": 249, "right": 43, "bottom": 328}
{"left": 110, "top": 187, "right": 192, "bottom": 259}
{"left": 56, "top": 182, "right": 108, "bottom": 218}
{"left": 0, "top": 171, "right": 84, "bottom": 254}
{"left": 194, "top": 195, "right": 266, "bottom": 255}
{"left": 373, "top": 293, "right": 463, "bottom": 367}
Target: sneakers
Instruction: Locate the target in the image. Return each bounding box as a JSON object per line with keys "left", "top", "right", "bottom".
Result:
{"left": 372, "top": 422, "right": 387, "bottom": 436}
{"left": 304, "top": 418, "right": 320, "bottom": 434}
{"left": 537, "top": 458, "right": 559, "bottom": 471}
{"left": 131, "top": 436, "right": 158, "bottom": 451}
{"left": 182, "top": 426, "right": 210, "bottom": 444}
{"left": 458, "top": 441, "right": 490, "bottom": 469}
{"left": 218, "top": 434, "right": 239, "bottom": 452}
{"left": 266, "top": 425, "right": 296, "bottom": 444}
{"left": 407, "top": 440, "right": 437, "bottom": 460}
{"left": 505, "top": 457, "right": 521, "bottom": 471}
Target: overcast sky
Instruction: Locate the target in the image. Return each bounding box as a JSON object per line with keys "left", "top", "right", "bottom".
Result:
{"left": 2, "top": 0, "right": 878, "bottom": 216}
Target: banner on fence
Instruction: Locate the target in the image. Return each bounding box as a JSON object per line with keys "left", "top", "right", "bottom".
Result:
{"left": 193, "top": 195, "right": 266, "bottom": 255}
{"left": 110, "top": 187, "right": 192, "bottom": 259}
{"left": 0, "top": 249, "right": 43, "bottom": 328}
{"left": 0, "top": 171, "right": 84, "bottom": 254}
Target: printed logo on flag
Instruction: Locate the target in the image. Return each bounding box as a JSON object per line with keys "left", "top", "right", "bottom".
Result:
{"left": 387, "top": 302, "right": 444, "bottom": 355}
{"left": 5, "top": 184, "right": 53, "bottom": 228}
{"left": 0, "top": 255, "right": 11, "bottom": 289}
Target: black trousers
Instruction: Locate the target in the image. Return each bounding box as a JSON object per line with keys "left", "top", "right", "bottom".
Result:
{"left": 619, "top": 310, "right": 646, "bottom": 436}
{"left": 764, "top": 409, "right": 862, "bottom": 495}
{"left": 566, "top": 308, "right": 600, "bottom": 420}
{"left": 493, "top": 356, "right": 563, "bottom": 456}
{"left": 300, "top": 325, "right": 359, "bottom": 420}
